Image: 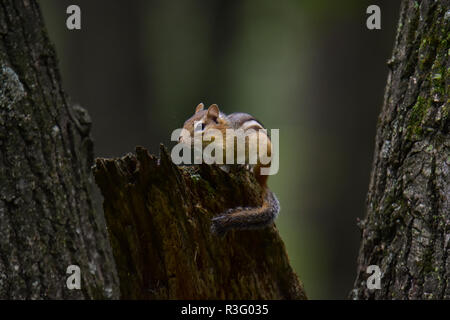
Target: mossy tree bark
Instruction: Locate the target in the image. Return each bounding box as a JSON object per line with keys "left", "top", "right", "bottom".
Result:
{"left": 0, "top": 0, "right": 119, "bottom": 298}
{"left": 94, "top": 146, "right": 306, "bottom": 299}
{"left": 351, "top": 0, "right": 449, "bottom": 299}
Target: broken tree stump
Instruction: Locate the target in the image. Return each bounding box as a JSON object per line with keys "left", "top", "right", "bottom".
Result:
{"left": 93, "top": 145, "right": 306, "bottom": 299}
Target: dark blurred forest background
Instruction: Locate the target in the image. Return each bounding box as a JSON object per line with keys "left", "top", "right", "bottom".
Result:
{"left": 39, "top": 0, "right": 400, "bottom": 299}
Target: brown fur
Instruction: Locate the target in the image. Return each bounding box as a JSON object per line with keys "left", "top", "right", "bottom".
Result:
{"left": 181, "top": 103, "right": 279, "bottom": 236}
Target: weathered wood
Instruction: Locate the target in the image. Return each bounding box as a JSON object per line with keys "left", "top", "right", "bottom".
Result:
{"left": 94, "top": 146, "right": 306, "bottom": 299}
{"left": 351, "top": 0, "right": 449, "bottom": 299}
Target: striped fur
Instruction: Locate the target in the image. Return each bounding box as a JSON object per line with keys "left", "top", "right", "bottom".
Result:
{"left": 182, "top": 104, "right": 279, "bottom": 236}
{"left": 211, "top": 189, "right": 280, "bottom": 236}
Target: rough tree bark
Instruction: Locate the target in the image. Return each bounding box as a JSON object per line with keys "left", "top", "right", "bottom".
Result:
{"left": 94, "top": 146, "right": 307, "bottom": 299}
{"left": 351, "top": 0, "right": 449, "bottom": 299}
{"left": 0, "top": 0, "right": 119, "bottom": 298}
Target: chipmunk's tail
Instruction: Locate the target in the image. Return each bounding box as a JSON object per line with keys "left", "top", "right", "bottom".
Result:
{"left": 211, "top": 188, "right": 280, "bottom": 236}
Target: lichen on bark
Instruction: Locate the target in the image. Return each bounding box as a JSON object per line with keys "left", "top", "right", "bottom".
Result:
{"left": 0, "top": 0, "right": 119, "bottom": 299}
{"left": 351, "top": 0, "right": 449, "bottom": 299}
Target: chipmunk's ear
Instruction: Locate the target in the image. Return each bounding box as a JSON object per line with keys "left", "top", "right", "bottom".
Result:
{"left": 195, "top": 103, "right": 204, "bottom": 113}
{"left": 207, "top": 104, "right": 219, "bottom": 120}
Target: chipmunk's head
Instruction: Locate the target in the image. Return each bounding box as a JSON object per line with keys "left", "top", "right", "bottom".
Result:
{"left": 179, "top": 103, "right": 229, "bottom": 145}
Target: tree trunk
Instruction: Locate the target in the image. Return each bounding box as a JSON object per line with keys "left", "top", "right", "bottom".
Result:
{"left": 94, "top": 146, "right": 307, "bottom": 299}
{"left": 0, "top": 0, "right": 119, "bottom": 299}
{"left": 351, "top": 0, "right": 449, "bottom": 299}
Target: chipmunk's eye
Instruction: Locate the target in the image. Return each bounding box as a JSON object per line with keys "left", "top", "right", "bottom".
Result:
{"left": 194, "top": 121, "right": 205, "bottom": 132}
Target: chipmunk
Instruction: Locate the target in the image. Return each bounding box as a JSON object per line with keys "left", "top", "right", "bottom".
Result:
{"left": 179, "top": 103, "right": 280, "bottom": 236}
